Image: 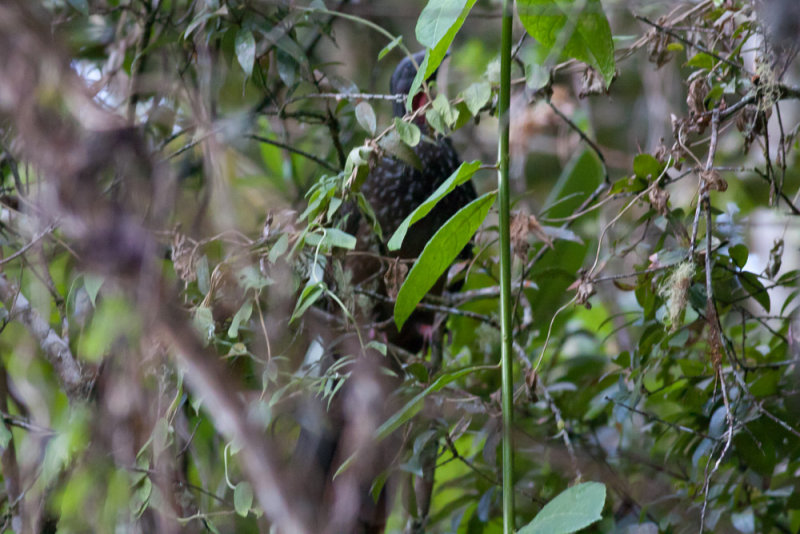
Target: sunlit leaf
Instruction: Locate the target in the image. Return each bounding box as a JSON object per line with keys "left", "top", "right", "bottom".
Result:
{"left": 519, "top": 482, "right": 606, "bottom": 533}
{"left": 407, "top": 0, "right": 478, "bottom": 111}
{"left": 517, "top": 0, "right": 615, "bottom": 86}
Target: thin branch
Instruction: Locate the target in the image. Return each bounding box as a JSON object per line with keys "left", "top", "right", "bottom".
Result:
{"left": 635, "top": 15, "right": 750, "bottom": 74}
{"left": 249, "top": 134, "right": 338, "bottom": 172}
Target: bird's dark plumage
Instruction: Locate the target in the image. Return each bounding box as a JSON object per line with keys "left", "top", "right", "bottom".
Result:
{"left": 301, "top": 52, "right": 476, "bottom": 534}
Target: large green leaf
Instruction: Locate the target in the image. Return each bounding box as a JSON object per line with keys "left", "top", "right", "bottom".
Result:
{"left": 517, "top": 0, "right": 615, "bottom": 86}
{"left": 407, "top": 0, "right": 478, "bottom": 111}
{"left": 387, "top": 160, "right": 481, "bottom": 251}
{"left": 394, "top": 190, "right": 495, "bottom": 330}
{"left": 519, "top": 482, "right": 606, "bottom": 534}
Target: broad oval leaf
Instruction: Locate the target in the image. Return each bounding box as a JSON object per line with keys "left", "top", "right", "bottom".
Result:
{"left": 355, "top": 101, "right": 377, "bottom": 136}
{"left": 394, "top": 190, "right": 495, "bottom": 330}
{"left": 233, "top": 481, "right": 254, "bottom": 517}
{"left": 517, "top": 0, "right": 615, "bottom": 87}
{"left": 407, "top": 0, "right": 478, "bottom": 111}
{"left": 394, "top": 117, "right": 421, "bottom": 147}
{"left": 519, "top": 482, "right": 606, "bottom": 534}
{"left": 235, "top": 29, "right": 256, "bottom": 78}
{"left": 416, "top": 0, "right": 469, "bottom": 49}
{"left": 387, "top": 160, "right": 481, "bottom": 251}
{"left": 462, "top": 81, "right": 492, "bottom": 116}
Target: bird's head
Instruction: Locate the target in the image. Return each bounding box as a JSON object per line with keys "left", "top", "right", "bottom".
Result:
{"left": 390, "top": 50, "right": 441, "bottom": 119}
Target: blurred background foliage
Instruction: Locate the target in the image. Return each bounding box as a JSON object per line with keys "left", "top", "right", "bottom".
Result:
{"left": 0, "top": 0, "right": 799, "bottom": 532}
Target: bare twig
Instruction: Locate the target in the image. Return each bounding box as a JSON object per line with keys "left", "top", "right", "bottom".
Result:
{"left": 0, "top": 275, "right": 85, "bottom": 400}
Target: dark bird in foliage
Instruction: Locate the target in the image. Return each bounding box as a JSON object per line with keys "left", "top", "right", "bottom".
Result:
{"left": 347, "top": 50, "right": 477, "bottom": 353}
{"left": 299, "top": 51, "right": 476, "bottom": 534}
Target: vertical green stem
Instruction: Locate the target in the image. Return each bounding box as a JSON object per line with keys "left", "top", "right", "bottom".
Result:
{"left": 497, "top": 0, "right": 515, "bottom": 532}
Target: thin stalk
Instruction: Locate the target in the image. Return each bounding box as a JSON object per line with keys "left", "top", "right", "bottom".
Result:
{"left": 497, "top": 0, "right": 515, "bottom": 532}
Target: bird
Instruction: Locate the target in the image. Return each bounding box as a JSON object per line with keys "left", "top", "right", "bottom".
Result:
{"left": 298, "top": 50, "right": 477, "bottom": 534}
{"left": 346, "top": 49, "right": 477, "bottom": 354}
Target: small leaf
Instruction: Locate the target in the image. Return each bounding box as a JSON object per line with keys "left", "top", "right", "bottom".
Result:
{"left": 394, "top": 191, "right": 495, "bottom": 330}
{"left": 378, "top": 36, "right": 403, "bottom": 60}
{"left": 633, "top": 153, "right": 663, "bottom": 179}
{"left": 387, "top": 160, "right": 481, "bottom": 251}
{"left": 268, "top": 234, "right": 289, "bottom": 264}
{"left": 233, "top": 481, "right": 254, "bottom": 517}
{"left": 227, "top": 299, "right": 253, "bottom": 338}
{"left": 235, "top": 29, "right": 256, "bottom": 77}
{"left": 83, "top": 274, "right": 104, "bottom": 307}
{"left": 379, "top": 131, "right": 422, "bottom": 169}
{"left": 738, "top": 271, "right": 770, "bottom": 312}
{"left": 355, "top": 102, "right": 377, "bottom": 136}
{"left": 687, "top": 52, "right": 715, "bottom": 70}
{"left": 432, "top": 93, "right": 458, "bottom": 127}
{"left": 376, "top": 367, "right": 474, "bottom": 441}
{"left": 0, "top": 424, "right": 11, "bottom": 448}
{"left": 335, "top": 366, "right": 476, "bottom": 479}
{"left": 517, "top": 0, "right": 615, "bottom": 87}
{"left": 394, "top": 118, "right": 421, "bottom": 147}
{"left": 196, "top": 255, "right": 211, "bottom": 294}
{"left": 461, "top": 81, "right": 492, "bottom": 116}
{"left": 193, "top": 305, "right": 215, "bottom": 342}
{"left": 519, "top": 482, "right": 606, "bottom": 534}
{"left": 305, "top": 228, "right": 357, "bottom": 250}
{"left": 290, "top": 283, "right": 325, "bottom": 323}
{"left": 729, "top": 243, "right": 748, "bottom": 268}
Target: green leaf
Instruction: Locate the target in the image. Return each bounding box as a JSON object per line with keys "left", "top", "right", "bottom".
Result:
{"left": 461, "top": 81, "right": 492, "bottom": 116}
{"left": 394, "top": 117, "right": 421, "bottom": 147}
{"left": 83, "top": 274, "right": 104, "bottom": 307}
{"left": 355, "top": 102, "right": 377, "bottom": 136}
{"left": 335, "top": 366, "right": 475, "bottom": 478}
{"left": 394, "top": 190, "right": 495, "bottom": 330}
{"left": 376, "top": 367, "right": 473, "bottom": 441}
{"left": 517, "top": 0, "right": 615, "bottom": 86}
{"left": 233, "top": 481, "right": 253, "bottom": 517}
{"left": 738, "top": 271, "right": 770, "bottom": 312}
{"left": 193, "top": 305, "right": 215, "bottom": 341}
{"left": 633, "top": 154, "right": 663, "bottom": 179}
{"left": 387, "top": 160, "right": 481, "bottom": 251}
{"left": 687, "top": 52, "right": 715, "bottom": 70}
{"left": 729, "top": 244, "right": 748, "bottom": 268}
{"left": 379, "top": 130, "right": 422, "bottom": 169}
{"left": 290, "top": 283, "right": 325, "bottom": 323}
{"left": 519, "top": 482, "right": 606, "bottom": 534}
{"left": 235, "top": 29, "right": 256, "bottom": 78}
{"left": 227, "top": 299, "right": 253, "bottom": 338}
{"left": 407, "top": 0, "right": 478, "bottom": 111}
{"left": 0, "top": 423, "right": 11, "bottom": 449}
{"left": 305, "top": 228, "right": 357, "bottom": 250}
{"left": 416, "top": 0, "right": 469, "bottom": 49}
{"left": 378, "top": 36, "right": 403, "bottom": 60}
